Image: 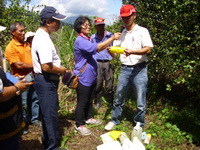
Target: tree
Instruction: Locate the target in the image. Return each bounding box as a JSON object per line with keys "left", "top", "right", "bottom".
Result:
{"left": 0, "top": 0, "right": 41, "bottom": 50}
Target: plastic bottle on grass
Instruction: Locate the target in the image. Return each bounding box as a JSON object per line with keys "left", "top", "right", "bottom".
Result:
{"left": 119, "top": 132, "right": 134, "bottom": 150}
{"left": 144, "top": 133, "right": 152, "bottom": 144}
{"left": 132, "top": 137, "right": 145, "bottom": 150}
{"left": 131, "top": 122, "right": 143, "bottom": 142}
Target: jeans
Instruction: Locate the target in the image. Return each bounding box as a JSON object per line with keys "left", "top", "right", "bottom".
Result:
{"left": 111, "top": 64, "right": 148, "bottom": 127}
{"left": 21, "top": 84, "right": 40, "bottom": 123}
{"left": 34, "top": 74, "right": 60, "bottom": 150}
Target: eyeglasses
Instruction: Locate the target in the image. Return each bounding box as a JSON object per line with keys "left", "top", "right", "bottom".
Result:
{"left": 82, "top": 24, "right": 91, "bottom": 28}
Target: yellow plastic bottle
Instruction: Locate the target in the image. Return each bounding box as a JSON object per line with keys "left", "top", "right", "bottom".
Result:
{"left": 144, "top": 134, "right": 151, "bottom": 144}
{"left": 110, "top": 46, "right": 124, "bottom": 54}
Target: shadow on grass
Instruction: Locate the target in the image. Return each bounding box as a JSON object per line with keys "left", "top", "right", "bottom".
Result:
{"left": 148, "top": 82, "right": 200, "bottom": 146}
{"left": 19, "top": 140, "right": 42, "bottom": 150}
{"left": 167, "top": 108, "right": 200, "bottom": 146}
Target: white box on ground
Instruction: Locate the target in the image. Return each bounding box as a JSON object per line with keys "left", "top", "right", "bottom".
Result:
{"left": 97, "top": 141, "right": 122, "bottom": 150}
{"left": 100, "top": 132, "right": 114, "bottom": 143}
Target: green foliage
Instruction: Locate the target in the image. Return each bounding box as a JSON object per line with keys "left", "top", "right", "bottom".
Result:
{"left": 53, "top": 25, "right": 77, "bottom": 68}
{"left": 0, "top": 0, "right": 41, "bottom": 50}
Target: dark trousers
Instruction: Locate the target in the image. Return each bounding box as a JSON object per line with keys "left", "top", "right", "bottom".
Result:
{"left": 75, "top": 82, "right": 96, "bottom": 127}
{"left": 34, "top": 74, "right": 59, "bottom": 150}
{"left": 96, "top": 61, "right": 114, "bottom": 105}
{"left": 0, "top": 134, "right": 19, "bottom": 150}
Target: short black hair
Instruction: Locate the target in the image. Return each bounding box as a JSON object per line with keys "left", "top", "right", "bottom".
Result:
{"left": 40, "top": 18, "right": 56, "bottom": 26}
{"left": 74, "top": 16, "right": 91, "bottom": 33}
{"left": 9, "top": 22, "right": 24, "bottom": 32}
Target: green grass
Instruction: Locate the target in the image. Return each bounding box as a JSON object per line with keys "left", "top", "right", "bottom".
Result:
{"left": 58, "top": 91, "right": 198, "bottom": 149}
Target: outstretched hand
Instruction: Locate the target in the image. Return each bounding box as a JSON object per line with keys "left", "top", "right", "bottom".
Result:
{"left": 113, "top": 32, "right": 121, "bottom": 40}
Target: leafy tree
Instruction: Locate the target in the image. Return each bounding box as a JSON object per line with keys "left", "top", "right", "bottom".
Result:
{"left": 121, "top": 0, "right": 200, "bottom": 102}
{"left": 0, "top": 0, "right": 41, "bottom": 50}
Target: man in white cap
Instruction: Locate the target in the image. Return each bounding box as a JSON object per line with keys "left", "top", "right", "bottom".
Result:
{"left": 31, "top": 6, "right": 67, "bottom": 150}
{"left": 0, "top": 26, "right": 7, "bottom": 72}
{"left": 105, "top": 4, "right": 154, "bottom": 131}
{"left": 24, "top": 31, "right": 35, "bottom": 47}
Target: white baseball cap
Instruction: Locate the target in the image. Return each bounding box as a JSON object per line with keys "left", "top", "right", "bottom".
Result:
{"left": 0, "top": 26, "right": 6, "bottom": 32}
{"left": 25, "top": 31, "right": 35, "bottom": 41}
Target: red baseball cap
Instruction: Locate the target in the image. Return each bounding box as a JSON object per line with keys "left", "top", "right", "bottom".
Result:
{"left": 120, "top": 4, "right": 136, "bottom": 17}
{"left": 94, "top": 17, "right": 105, "bottom": 25}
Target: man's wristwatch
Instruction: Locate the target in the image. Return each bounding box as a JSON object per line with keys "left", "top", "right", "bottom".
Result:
{"left": 13, "top": 85, "right": 20, "bottom": 96}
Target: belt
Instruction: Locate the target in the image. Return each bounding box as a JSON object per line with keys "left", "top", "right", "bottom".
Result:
{"left": 121, "top": 61, "right": 147, "bottom": 68}
{"left": 35, "top": 73, "right": 60, "bottom": 81}
{"left": 97, "top": 59, "right": 110, "bottom": 62}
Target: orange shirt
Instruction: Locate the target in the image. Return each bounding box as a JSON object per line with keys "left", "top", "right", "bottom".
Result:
{"left": 4, "top": 39, "right": 32, "bottom": 76}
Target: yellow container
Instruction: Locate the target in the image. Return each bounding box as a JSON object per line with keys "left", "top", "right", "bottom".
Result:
{"left": 144, "top": 134, "right": 151, "bottom": 145}
{"left": 110, "top": 46, "right": 124, "bottom": 54}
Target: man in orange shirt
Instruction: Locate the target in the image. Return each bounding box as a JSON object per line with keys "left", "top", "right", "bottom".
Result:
{"left": 5, "top": 22, "right": 40, "bottom": 134}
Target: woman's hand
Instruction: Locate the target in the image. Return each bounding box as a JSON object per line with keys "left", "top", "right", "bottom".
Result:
{"left": 112, "top": 32, "right": 121, "bottom": 40}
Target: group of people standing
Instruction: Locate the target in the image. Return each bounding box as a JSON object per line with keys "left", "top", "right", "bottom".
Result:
{"left": 0, "top": 3, "right": 153, "bottom": 150}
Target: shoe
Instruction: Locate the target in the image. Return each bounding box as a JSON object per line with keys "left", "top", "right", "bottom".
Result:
{"left": 104, "top": 121, "right": 116, "bottom": 131}
{"left": 75, "top": 125, "right": 92, "bottom": 136}
{"left": 85, "top": 118, "right": 101, "bottom": 125}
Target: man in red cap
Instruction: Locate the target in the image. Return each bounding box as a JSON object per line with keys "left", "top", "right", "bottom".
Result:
{"left": 91, "top": 17, "right": 115, "bottom": 109}
{"left": 105, "top": 4, "right": 154, "bottom": 130}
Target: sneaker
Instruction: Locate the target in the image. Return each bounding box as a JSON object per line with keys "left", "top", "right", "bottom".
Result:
{"left": 75, "top": 125, "right": 92, "bottom": 136}
{"left": 85, "top": 118, "right": 101, "bottom": 125}
{"left": 104, "top": 121, "right": 116, "bottom": 131}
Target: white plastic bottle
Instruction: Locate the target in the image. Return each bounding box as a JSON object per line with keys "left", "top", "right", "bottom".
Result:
{"left": 131, "top": 122, "right": 143, "bottom": 142}
{"left": 119, "top": 132, "right": 134, "bottom": 150}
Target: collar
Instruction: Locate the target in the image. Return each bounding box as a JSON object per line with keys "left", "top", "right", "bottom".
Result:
{"left": 11, "top": 38, "right": 27, "bottom": 46}
{"left": 78, "top": 33, "right": 90, "bottom": 41}
{"left": 95, "top": 31, "right": 111, "bottom": 39}
{"left": 123, "top": 24, "right": 139, "bottom": 33}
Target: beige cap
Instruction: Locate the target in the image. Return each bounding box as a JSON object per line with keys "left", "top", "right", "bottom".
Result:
{"left": 25, "top": 31, "right": 36, "bottom": 41}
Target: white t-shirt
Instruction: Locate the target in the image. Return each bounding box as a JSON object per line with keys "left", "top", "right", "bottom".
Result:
{"left": 32, "top": 28, "right": 61, "bottom": 73}
{"left": 114, "top": 24, "right": 154, "bottom": 65}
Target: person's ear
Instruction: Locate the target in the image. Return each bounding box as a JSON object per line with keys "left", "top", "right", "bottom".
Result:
{"left": 46, "top": 19, "right": 52, "bottom": 26}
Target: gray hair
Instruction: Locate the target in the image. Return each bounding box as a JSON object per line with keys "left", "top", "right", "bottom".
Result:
{"left": 9, "top": 22, "right": 24, "bottom": 32}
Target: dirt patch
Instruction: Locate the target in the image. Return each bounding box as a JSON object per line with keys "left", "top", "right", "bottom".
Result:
{"left": 19, "top": 106, "right": 110, "bottom": 150}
